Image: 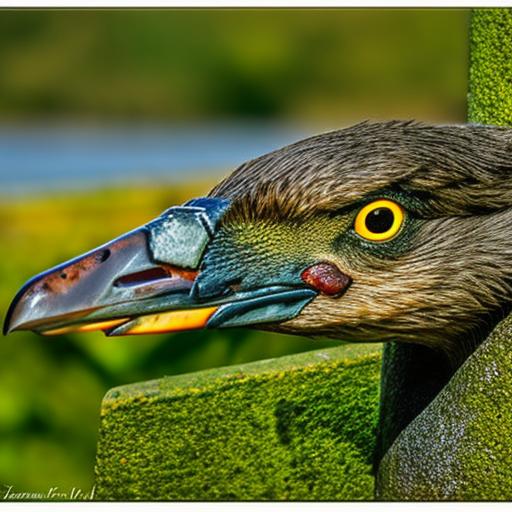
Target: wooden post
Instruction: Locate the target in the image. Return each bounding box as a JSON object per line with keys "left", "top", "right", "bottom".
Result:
{"left": 468, "top": 9, "right": 512, "bottom": 126}
{"left": 94, "top": 344, "right": 381, "bottom": 499}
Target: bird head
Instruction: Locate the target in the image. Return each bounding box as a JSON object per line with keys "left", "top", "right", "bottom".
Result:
{"left": 5, "top": 121, "right": 512, "bottom": 360}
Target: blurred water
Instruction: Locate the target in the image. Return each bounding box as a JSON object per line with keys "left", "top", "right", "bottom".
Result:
{"left": 0, "top": 123, "right": 311, "bottom": 194}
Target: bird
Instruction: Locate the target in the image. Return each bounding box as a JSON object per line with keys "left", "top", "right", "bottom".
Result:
{"left": 5, "top": 119, "right": 512, "bottom": 499}
{"left": 5, "top": 119, "right": 512, "bottom": 369}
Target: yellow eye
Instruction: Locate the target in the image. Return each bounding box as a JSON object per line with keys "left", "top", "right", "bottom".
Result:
{"left": 354, "top": 199, "right": 404, "bottom": 242}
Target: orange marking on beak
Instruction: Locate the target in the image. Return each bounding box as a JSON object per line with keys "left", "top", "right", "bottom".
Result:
{"left": 42, "top": 318, "right": 129, "bottom": 336}
{"left": 121, "top": 307, "right": 219, "bottom": 335}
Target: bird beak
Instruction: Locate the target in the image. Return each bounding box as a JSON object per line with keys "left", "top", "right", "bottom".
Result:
{"left": 3, "top": 197, "right": 317, "bottom": 337}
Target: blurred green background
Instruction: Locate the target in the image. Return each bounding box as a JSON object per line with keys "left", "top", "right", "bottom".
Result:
{"left": 0, "top": 9, "right": 469, "bottom": 496}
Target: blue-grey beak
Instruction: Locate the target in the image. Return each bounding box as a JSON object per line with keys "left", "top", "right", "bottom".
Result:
{"left": 4, "top": 197, "right": 317, "bottom": 337}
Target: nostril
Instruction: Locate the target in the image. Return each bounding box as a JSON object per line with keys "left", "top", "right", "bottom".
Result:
{"left": 113, "top": 265, "right": 198, "bottom": 289}
{"left": 114, "top": 267, "right": 170, "bottom": 288}
{"left": 60, "top": 272, "right": 67, "bottom": 279}
{"left": 96, "top": 249, "right": 111, "bottom": 263}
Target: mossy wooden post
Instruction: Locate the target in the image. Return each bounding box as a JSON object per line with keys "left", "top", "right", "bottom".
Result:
{"left": 94, "top": 344, "right": 382, "bottom": 500}
{"left": 376, "top": 8, "right": 512, "bottom": 500}
{"left": 467, "top": 9, "right": 512, "bottom": 125}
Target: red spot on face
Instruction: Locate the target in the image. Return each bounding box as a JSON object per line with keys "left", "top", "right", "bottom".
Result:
{"left": 301, "top": 262, "right": 352, "bottom": 297}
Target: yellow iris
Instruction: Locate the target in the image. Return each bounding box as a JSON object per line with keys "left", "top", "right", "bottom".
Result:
{"left": 354, "top": 199, "right": 404, "bottom": 242}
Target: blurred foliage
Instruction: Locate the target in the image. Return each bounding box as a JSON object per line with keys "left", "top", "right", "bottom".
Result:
{"left": 0, "top": 183, "right": 341, "bottom": 493}
{"left": 0, "top": 9, "right": 469, "bottom": 123}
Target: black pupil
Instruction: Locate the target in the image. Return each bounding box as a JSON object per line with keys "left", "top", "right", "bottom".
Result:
{"left": 365, "top": 207, "right": 394, "bottom": 234}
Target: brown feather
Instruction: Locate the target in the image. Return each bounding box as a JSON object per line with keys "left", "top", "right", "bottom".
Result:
{"left": 207, "top": 121, "right": 512, "bottom": 361}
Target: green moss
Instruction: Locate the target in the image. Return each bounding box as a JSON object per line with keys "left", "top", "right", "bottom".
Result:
{"left": 377, "top": 314, "right": 512, "bottom": 500}
{"left": 468, "top": 9, "right": 512, "bottom": 125}
{"left": 374, "top": 343, "right": 454, "bottom": 469}
{"left": 95, "top": 344, "right": 382, "bottom": 500}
